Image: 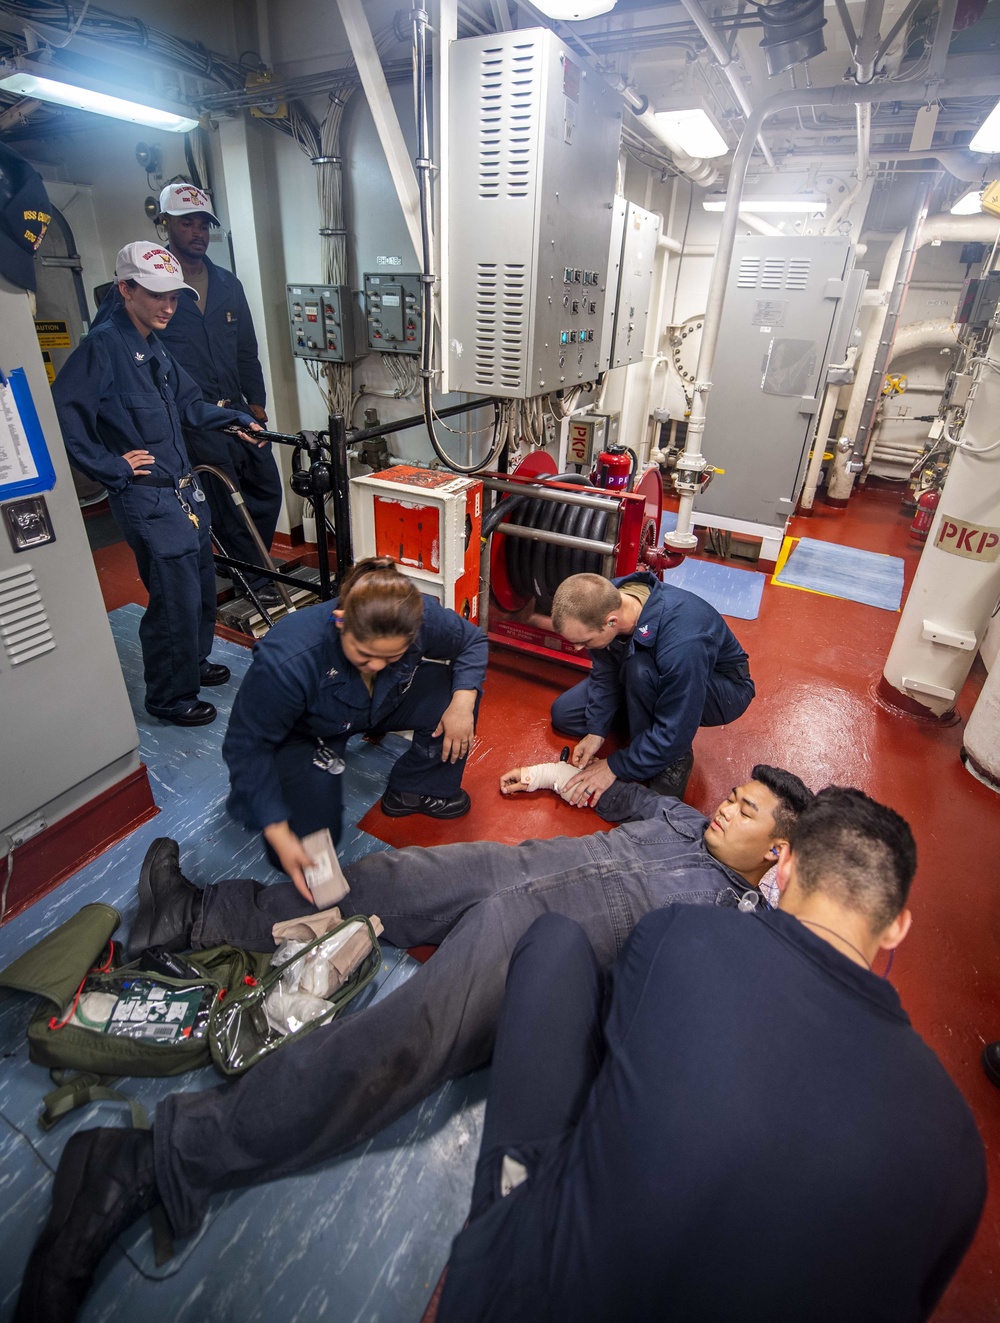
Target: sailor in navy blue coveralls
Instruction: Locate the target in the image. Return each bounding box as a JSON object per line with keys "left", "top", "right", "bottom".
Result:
{"left": 53, "top": 261, "right": 256, "bottom": 720}
{"left": 222, "top": 595, "right": 487, "bottom": 851}
{"left": 94, "top": 186, "right": 281, "bottom": 594}
{"left": 553, "top": 570, "right": 755, "bottom": 799}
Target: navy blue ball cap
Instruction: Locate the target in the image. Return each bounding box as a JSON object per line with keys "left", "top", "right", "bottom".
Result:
{"left": 0, "top": 142, "right": 52, "bottom": 292}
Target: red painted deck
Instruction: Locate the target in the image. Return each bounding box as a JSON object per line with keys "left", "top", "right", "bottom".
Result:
{"left": 91, "top": 486, "right": 1000, "bottom": 1319}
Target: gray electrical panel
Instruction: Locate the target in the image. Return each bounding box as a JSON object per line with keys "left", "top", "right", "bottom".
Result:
{"left": 363, "top": 272, "right": 422, "bottom": 354}
{"left": 286, "top": 283, "right": 355, "bottom": 362}
{"left": 446, "top": 27, "right": 623, "bottom": 399}
{"left": 600, "top": 198, "right": 660, "bottom": 371}
{"left": 695, "top": 235, "right": 856, "bottom": 530}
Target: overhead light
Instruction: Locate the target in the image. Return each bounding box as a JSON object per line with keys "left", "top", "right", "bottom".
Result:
{"left": 950, "top": 188, "right": 984, "bottom": 215}
{"left": 529, "top": 0, "right": 616, "bottom": 17}
{"left": 0, "top": 56, "right": 199, "bottom": 133}
{"left": 651, "top": 108, "right": 728, "bottom": 159}
{"left": 702, "top": 192, "right": 828, "bottom": 214}
{"left": 969, "top": 100, "right": 1000, "bottom": 154}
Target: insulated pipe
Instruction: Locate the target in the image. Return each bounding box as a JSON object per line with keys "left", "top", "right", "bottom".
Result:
{"left": 662, "top": 75, "right": 1000, "bottom": 552}
{"left": 629, "top": 102, "right": 720, "bottom": 188}
{"left": 677, "top": 0, "right": 775, "bottom": 168}
{"left": 884, "top": 317, "right": 959, "bottom": 360}
{"left": 854, "top": 0, "right": 886, "bottom": 84}
{"left": 881, "top": 322, "right": 1000, "bottom": 718}
{"left": 826, "top": 212, "right": 998, "bottom": 503}
{"left": 798, "top": 383, "right": 840, "bottom": 512}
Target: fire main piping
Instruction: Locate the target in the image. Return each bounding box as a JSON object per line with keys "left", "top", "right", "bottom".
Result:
{"left": 662, "top": 74, "right": 1000, "bottom": 553}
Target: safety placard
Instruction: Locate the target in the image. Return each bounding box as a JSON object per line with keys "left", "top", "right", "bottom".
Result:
{"left": 934, "top": 515, "right": 1000, "bottom": 563}
{"left": 567, "top": 419, "right": 594, "bottom": 466}
{"left": 34, "top": 319, "right": 71, "bottom": 349}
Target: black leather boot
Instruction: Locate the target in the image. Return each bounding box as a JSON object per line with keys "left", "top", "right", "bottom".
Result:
{"left": 14, "top": 1127, "right": 159, "bottom": 1323}
{"left": 126, "top": 837, "right": 203, "bottom": 961}
{"left": 647, "top": 750, "right": 695, "bottom": 801}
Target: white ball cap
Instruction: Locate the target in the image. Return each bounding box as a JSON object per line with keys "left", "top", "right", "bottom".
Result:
{"left": 158, "top": 181, "right": 221, "bottom": 225}
{"left": 115, "top": 242, "right": 199, "bottom": 299}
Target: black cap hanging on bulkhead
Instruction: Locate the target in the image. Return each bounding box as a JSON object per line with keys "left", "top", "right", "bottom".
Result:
{"left": 0, "top": 141, "right": 52, "bottom": 292}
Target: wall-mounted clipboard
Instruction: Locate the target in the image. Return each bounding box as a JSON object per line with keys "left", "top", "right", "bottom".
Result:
{"left": 0, "top": 366, "right": 57, "bottom": 501}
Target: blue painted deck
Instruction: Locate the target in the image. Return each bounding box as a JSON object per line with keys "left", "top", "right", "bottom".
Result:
{"left": 0, "top": 605, "right": 484, "bottom": 1323}
{"left": 773, "top": 536, "right": 905, "bottom": 612}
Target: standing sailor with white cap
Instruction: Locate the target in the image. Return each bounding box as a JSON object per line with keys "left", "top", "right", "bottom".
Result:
{"left": 154, "top": 182, "right": 283, "bottom": 604}
{"left": 53, "top": 242, "right": 262, "bottom": 726}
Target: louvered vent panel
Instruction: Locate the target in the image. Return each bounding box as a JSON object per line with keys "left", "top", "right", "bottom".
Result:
{"left": 737, "top": 257, "right": 761, "bottom": 289}
{"left": 0, "top": 564, "right": 54, "bottom": 665}
{"left": 786, "top": 259, "right": 811, "bottom": 290}
{"left": 478, "top": 43, "right": 537, "bottom": 201}
{"left": 761, "top": 259, "right": 786, "bottom": 290}
{"left": 474, "top": 263, "right": 526, "bottom": 390}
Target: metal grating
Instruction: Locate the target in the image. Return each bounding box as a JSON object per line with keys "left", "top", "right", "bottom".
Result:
{"left": 477, "top": 42, "right": 537, "bottom": 201}
{"left": 786, "top": 259, "right": 812, "bottom": 290}
{"left": 474, "top": 262, "right": 526, "bottom": 391}
{"left": 0, "top": 563, "right": 55, "bottom": 666}
{"left": 737, "top": 257, "right": 761, "bottom": 288}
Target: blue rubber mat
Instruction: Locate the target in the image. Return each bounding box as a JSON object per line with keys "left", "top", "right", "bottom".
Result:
{"left": 662, "top": 557, "right": 765, "bottom": 621}
{"left": 0, "top": 604, "right": 483, "bottom": 1323}
{"left": 773, "top": 537, "right": 904, "bottom": 612}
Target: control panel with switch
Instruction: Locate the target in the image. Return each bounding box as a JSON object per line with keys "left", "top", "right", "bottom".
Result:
{"left": 286, "top": 284, "right": 356, "bottom": 362}
{"left": 363, "top": 273, "right": 422, "bottom": 354}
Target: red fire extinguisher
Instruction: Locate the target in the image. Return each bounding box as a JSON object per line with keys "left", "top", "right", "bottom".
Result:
{"left": 909, "top": 487, "right": 940, "bottom": 543}
{"left": 591, "top": 445, "right": 634, "bottom": 491}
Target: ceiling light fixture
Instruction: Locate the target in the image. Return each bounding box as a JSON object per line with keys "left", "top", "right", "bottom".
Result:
{"left": 651, "top": 108, "right": 728, "bottom": 159}
{"left": 702, "top": 192, "right": 828, "bottom": 214}
{"left": 969, "top": 100, "right": 1000, "bottom": 154}
{"left": 0, "top": 56, "right": 199, "bottom": 133}
{"left": 528, "top": 0, "right": 617, "bottom": 18}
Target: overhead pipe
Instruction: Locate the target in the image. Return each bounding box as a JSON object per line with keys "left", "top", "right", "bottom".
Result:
{"left": 614, "top": 83, "right": 720, "bottom": 188}
{"left": 662, "top": 73, "right": 1000, "bottom": 551}
{"left": 677, "top": 0, "right": 775, "bottom": 167}
{"left": 853, "top": 0, "right": 886, "bottom": 83}
{"left": 826, "top": 210, "right": 999, "bottom": 503}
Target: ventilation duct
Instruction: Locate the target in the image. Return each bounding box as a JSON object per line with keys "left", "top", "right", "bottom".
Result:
{"left": 756, "top": 0, "right": 827, "bottom": 76}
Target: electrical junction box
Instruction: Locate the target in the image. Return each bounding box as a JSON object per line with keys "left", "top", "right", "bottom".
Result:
{"left": 363, "top": 273, "right": 422, "bottom": 354}
{"left": 349, "top": 466, "right": 483, "bottom": 622}
{"left": 446, "top": 27, "right": 622, "bottom": 399}
{"left": 956, "top": 273, "right": 1000, "bottom": 329}
{"left": 599, "top": 198, "right": 660, "bottom": 371}
{"left": 286, "top": 284, "right": 355, "bottom": 362}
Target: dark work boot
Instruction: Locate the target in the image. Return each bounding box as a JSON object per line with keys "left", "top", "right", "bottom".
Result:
{"left": 647, "top": 750, "right": 695, "bottom": 801}
{"left": 14, "top": 1127, "right": 159, "bottom": 1323}
{"left": 126, "top": 837, "right": 203, "bottom": 961}
{"left": 381, "top": 788, "right": 471, "bottom": 819}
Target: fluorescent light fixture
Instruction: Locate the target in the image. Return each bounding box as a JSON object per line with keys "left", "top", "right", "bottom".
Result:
{"left": 651, "top": 108, "right": 728, "bottom": 159}
{"left": 970, "top": 100, "right": 1000, "bottom": 155}
{"left": 702, "top": 192, "right": 828, "bottom": 214}
{"left": 0, "top": 57, "right": 199, "bottom": 133}
{"left": 950, "top": 188, "right": 984, "bottom": 215}
{"left": 530, "top": 0, "right": 616, "bottom": 16}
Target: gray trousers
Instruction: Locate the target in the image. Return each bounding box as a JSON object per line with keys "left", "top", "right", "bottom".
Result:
{"left": 155, "top": 829, "right": 724, "bottom": 1236}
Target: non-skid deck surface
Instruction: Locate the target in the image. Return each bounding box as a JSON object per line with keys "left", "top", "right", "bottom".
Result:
{"left": 0, "top": 604, "right": 487, "bottom": 1323}
{"left": 772, "top": 535, "right": 905, "bottom": 612}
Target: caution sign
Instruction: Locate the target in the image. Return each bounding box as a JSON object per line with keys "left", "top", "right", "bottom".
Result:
{"left": 34, "top": 319, "right": 71, "bottom": 349}
{"left": 934, "top": 514, "right": 1000, "bottom": 563}
{"left": 41, "top": 351, "right": 55, "bottom": 384}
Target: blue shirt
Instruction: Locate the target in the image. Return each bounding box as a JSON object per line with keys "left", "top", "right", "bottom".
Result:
{"left": 223, "top": 597, "right": 489, "bottom": 830}
{"left": 585, "top": 571, "right": 749, "bottom": 780}
{"left": 93, "top": 255, "right": 266, "bottom": 409}
{"left": 52, "top": 307, "right": 254, "bottom": 493}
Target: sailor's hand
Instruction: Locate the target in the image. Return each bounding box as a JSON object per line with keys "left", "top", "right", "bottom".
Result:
{"left": 563, "top": 758, "right": 616, "bottom": 808}
{"left": 263, "top": 821, "right": 317, "bottom": 903}
{"left": 570, "top": 733, "right": 604, "bottom": 768}
{"left": 435, "top": 689, "right": 478, "bottom": 763}
{"left": 124, "top": 449, "right": 155, "bottom": 475}
{"left": 500, "top": 767, "right": 530, "bottom": 794}
{"left": 234, "top": 422, "right": 266, "bottom": 447}
{"left": 249, "top": 404, "right": 269, "bottom": 424}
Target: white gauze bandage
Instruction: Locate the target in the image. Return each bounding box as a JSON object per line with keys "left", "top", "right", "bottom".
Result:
{"left": 522, "top": 761, "right": 578, "bottom": 801}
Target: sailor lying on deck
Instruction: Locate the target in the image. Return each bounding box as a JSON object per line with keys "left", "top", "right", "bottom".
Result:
{"left": 17, "top": 765, "right": 812, "bottom": 1322}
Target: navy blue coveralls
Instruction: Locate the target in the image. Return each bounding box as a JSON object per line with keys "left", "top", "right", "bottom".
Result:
{"left": 53, "top": 306, "right": 253, "bottom": 713}
{"left": 436, "top": 907, "right": 986, "bottom": 1323}
{"left": 95, "top": 257, "right": 281, "bottom": 589}
{"left": 222, "top": 596, "right": 488, "bottom": 845}
{"left": 551, "top": 571, "right": 754, "bottom": 781}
